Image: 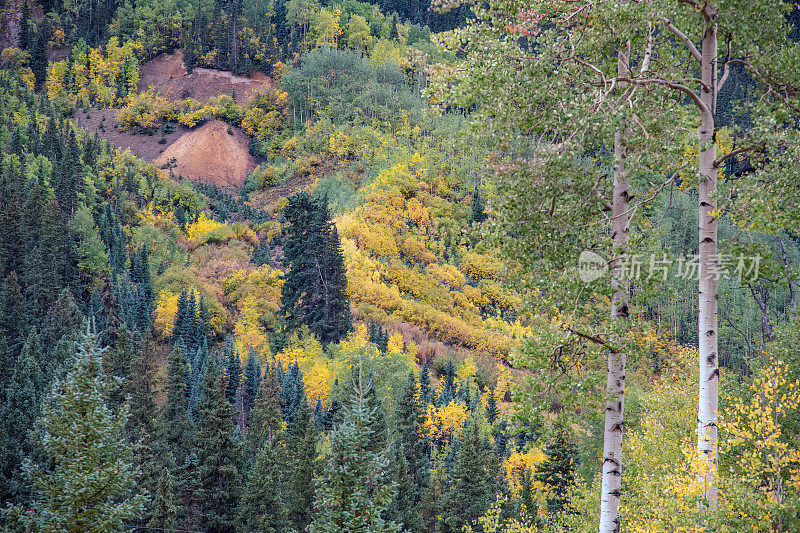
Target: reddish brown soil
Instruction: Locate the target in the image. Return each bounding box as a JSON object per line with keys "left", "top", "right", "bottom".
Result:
{"left": 138, "top": 50, "right": 273, "bottom": 105}
{"left": 72, "top": 107, "right": 192, "bottom": 162}
{"left": 154, "top": 119, "right": 255, "bottom": 190}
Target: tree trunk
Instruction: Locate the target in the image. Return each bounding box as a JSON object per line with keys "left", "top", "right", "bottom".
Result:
{"left": 697, "top": 10, "right": 719, "bottom": 511}
{"left": 599, "top": 42, "right": 631, "bottom": 533}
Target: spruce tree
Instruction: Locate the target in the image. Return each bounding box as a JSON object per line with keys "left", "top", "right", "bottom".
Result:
{"left": 195, "top": 363, "right": 242, "bottom": 533}
{"left": 241, "top": 352, "right": 261, "bottom": 425}
{"left": 238, "top": 370, "right": 288, "bottom": 531}
{"left": 31, "top": 18, "right": 49, "bottom": 91}
{"left": 280, "top": 193, "right": 351, "bottom": 344}
{"left": 486, "top": 386, "right": 499, "bottom": 424}
{"left": 155, "top": 345, "right": 193, "bottom": 466}
{"left": 419, "top": 360, "right": 432, "bottom": 404}
{"left": 534, "top": 424, "right": 578, "bottom": 515}
{"left": 20, "top": 1, "right": 31, "bottom": 51}
{"left": 387, "top": 372, "right": 430, "bottom": 530}
{"left": 16, "top": 330, "right": 146, "bottom": 532}
{"left": 284, "top": 396, "right": 318, "bottom": 531}
{"left": 147, "top": 468, "right": 180, "bottom": 531}
{"left": 441, "top": 414, "right": 494, "bottom": 532}
{"left": 308, "top": 361, "right": 399, "bottom": 533}
{"left": 0, "top": 330, "right": 44, "bottom": 503}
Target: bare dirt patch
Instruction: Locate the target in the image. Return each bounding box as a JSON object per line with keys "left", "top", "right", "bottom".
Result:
{"left": 155, "top": 119, "right": 255, "bottom": 190}
{"left": 138, "top": 50, "right": 273, "bottom": 105}
{"left": 72, "top": 107, "right": 192, "bottom": 162}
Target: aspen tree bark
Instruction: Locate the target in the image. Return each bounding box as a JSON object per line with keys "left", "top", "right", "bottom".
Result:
{"left": 599, "top": 41, "right": 631, "bottom": 533}
{"left": 697, "top": 6, "right": 719, "bottom": 510}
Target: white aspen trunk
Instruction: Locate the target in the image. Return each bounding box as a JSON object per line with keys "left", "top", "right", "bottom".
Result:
{"left": 599, "top": 43, "right": 631, "bottom": 533}
{"left": 697, "top": 11, "right": 719, "bottom": 511}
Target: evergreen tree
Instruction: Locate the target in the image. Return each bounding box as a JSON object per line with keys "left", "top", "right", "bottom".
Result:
{"left": 468, "top": 186, "right": 487, "bottom": 225}
{"left": 280, "top": 192, "right": 351, "bottom": 344}
{"left": 0, "top": 330, "right": 44, "bottom": 504}
{"left": 241, "top": 352, "right": 261, "bottom": 424}
{"left": 486, "top": 386, "right": 499, "bottom": 424}
{"left": 534, "top": 424, "right": 578, "bottom": 515}
{"left": 420, "top": 360, "right": 432, "bottom": 404}
{"left": 0, "top": 272, "right": 26, "bottom": 356}
{"left": 147, "top": 468, "right": 180, "bottom": 531}
{"left": 155, "top": 345, "right": 193, "bottom": 466}
{"left": 195, "top": 363, "right": 242, "bottom": 533}
{"left": 386, "top": 371, "right": 429, "bottom": 530}
{"left": 14, "top": 330, "right": 146, "bottom": 532}
{"left": 237, "top": 370, "right": 288, "bottom": 532}
{"left": 125, "top": 331, "right": 157, "bottom": 441}
{"left": 441, "top": 414, "right": 494, "bottom": 532}
{"left": 31, "top": 18, "right": 49, "bottom": 91}
{"left": 308, "top": 361, "right": 399, "bottom": 533}
{"left": 284, "top": 396, "right": 318, "bottom": 531}
{"left": 224, "top": 339, "right": 241, "bottom": 405}
{"left": 104, "top": 322, "right": 134, "bottom": 409}
{"left": 281, "top": 360, "right": 307, "bottom": 422}
{"left": 20, "top": 1, "right": 31, "bottom": 51}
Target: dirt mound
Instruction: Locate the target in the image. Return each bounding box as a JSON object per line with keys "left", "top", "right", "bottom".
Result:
{"left": 138, "top": 50, "right": 272, "bottom": 104}
{"left": 155, "top": 119, "right": 255, "bottom": 189}
{"left": 73, "top": 108, "right": 191, "bottom": 162}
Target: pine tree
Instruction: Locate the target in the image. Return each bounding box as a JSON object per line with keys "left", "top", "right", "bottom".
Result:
{"left": 308, "top": 360, "right": 399, "bottom": 533}
{"left": 441, "top": 414, "right": 494, "bottom": 532}
{"left": 104, "top": 323, "right": 134, "bottom": 409}
{"left": 486, "top": 386, "right": 499, "bottom": 424}
{"left": 420, "top": 360, "right": 432, "bottom": 404}
{"left": 386, "top": 371, "right": 429, "bottom": 531}
{"left": 224, "top": 339, "right": 241, "bottom": 405}
{"left": 31, "top": 18, "right": 49, "bottom": 91}
{"left": 284, "top": 396, "right": 318, "bottom": 531}
{"left": 125, "top": 331, "right": 157, "bottom": 441}
{"left": 534, "top": 424, "right": 577, "bottom": 515}
{"left": 242, "top": 352, "right": 261, "bottom": 425}
{"left": 19, "top": 1, "right": 31, "bottom": 51}
{"left": 280, "top": 193, "right": 351, "bottom": 344}
{"left": 15, "top": 330, "right": 146, "bottom": 532}
{"left": 0, "top": 330, "right": 44, "bottom": 503}
{"left": 238, "top": 370, "right": 288, "bottom": 531}
{"left": 468, "top": 186, "right": 487, "bottom": 225}
{"left": 147, "top": 468, "right": 180, "bottom": 531}
{"left": 155, "top": 345, "right": 193, "bottom": 466}
{"left": 0, "top": 272, "right": 26, "bottom": 355}
{"left": 196, "top": 363, "right": 242, "bottom": 533}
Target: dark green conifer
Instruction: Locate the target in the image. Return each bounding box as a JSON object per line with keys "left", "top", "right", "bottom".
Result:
{"left": 284, "top": 396, "right": 318, "bottom": 531}
{"left": 486, "top": 386, "right": 500, "bottom": 424}
{"left": 195, "top": 363, "right": 242, "bottom": 533}
{"left": 534, "top": 424, "right": 578, "bottom": 515}
{"left": 238, "top": 370, "right": 288, "bottom": 531}
{"left": 14, "top": 330, "right": 146, "bottom": 531}
{"left": 308, "top": 361, "right": 399, "bottom": 533}
{"left": 441, "top": 414, "right": 494, "bottom": 532}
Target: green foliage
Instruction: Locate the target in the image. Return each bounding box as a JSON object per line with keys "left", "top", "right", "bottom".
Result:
{"left": 13, "top": 330, "right": 146, "bottom": 532}
{"left": 309, "top": 363, "right": 399, "bottom": 532}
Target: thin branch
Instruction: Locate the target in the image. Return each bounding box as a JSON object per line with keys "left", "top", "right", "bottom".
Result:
{"left": 712, "top": 142, "right": 765, "bottom": 168}
{"left": 660, "top": 17, "right": 702, "bottom": 63}
{"left": 615, "top": 76, "right": 710, "bottom": 114}
{"left": 567, "top": 327, "right": 610, "bottom": 347}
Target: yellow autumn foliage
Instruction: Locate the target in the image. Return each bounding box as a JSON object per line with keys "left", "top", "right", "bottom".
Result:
{"left": 153, "top": 290, "right": 179, "bottom": 337}
{"left": 425, "top": 400, "right": 469, "bottom": 443}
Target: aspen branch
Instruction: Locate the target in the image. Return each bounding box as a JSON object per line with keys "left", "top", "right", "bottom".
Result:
{"left": 615, "top": 76, "right": 710, "bottom": 114}
{"left": 660, "top": 17, "right": 702, "bottom": 63}
{"left": 567, "top": 327, "right": 610, "bottom": 347}
{"left": 712, "top": 142, "right": 765, "bottom": 168}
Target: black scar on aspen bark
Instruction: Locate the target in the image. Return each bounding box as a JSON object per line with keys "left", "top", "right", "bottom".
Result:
{"left": 706, "top": 330, "right": 715, "bottom": 337}
{"left": 618, "top": 304, "right": 629, "bottom": 318}
{"left": 610, "top": 489, "right": 622, "bottom": 497}
{"left": 708, "top": 368, "right": 719, "bottom": 381}
{"left": 702, "top": 237, "right": 715, "bottom": 244}
{"left": 611, "top": 230, "right": 618, "bottom": 239}
{"left": 700, "top": 200, "right": 710, "bottom": 206}
{"left": 612, "top": 423, "right": 622, "bottom": 433}
{"left": 617, "top": 401, "right": 622, "bottom": 411}
{"left": 706, "top": 353, "right": 716, "bottom": 364}
{"left": 604, "top": 457, "right": 620, "bottom": 467}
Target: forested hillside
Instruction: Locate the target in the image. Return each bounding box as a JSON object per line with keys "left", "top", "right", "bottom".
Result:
{"left": 1, "top": 0, "right": 800, "bottom": 531}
